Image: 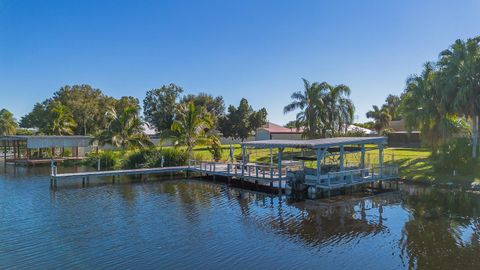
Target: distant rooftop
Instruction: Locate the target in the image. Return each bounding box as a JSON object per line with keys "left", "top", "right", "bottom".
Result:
{"left": 241, "top": 137, "right": 386, "bottom": 148}
{"left": 258, "top": 122, "right": 303, "bottom": 134}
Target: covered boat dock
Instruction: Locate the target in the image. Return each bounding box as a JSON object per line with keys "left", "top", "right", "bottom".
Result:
{"left": 239, "top": 137, "right": 398, "bottom": 194}
{"left": 0, "top": 135, "right": 92, "bottom": 166}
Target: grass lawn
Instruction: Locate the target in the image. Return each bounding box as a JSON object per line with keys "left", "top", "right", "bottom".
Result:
{"left": 95, "top": 143, "right": 479, "bottom": 186}
{"left": 191, "top": 144, "right": 478, "bottom": 185}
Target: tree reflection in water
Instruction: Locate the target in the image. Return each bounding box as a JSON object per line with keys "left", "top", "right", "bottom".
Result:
{"left": 399, "top": 186, "right": 480, "bottom": 269}
{"left": 155, "top": 180, "right": 480, "bottom": 269}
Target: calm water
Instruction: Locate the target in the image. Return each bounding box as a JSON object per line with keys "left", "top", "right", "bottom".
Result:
{"left": 1, "top": 166, "right": 480, "bottom": 269}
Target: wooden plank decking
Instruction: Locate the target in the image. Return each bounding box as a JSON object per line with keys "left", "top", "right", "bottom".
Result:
{"left": 52, "top": 166, "right": 189, "bottom": 179}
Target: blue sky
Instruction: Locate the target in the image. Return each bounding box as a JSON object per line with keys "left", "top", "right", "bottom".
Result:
{"left": 0, "top": 0, "right": 479, "bottom": 125}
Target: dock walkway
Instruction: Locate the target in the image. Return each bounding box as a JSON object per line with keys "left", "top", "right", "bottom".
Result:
{"left": 53, "top": 166, "right": 189, "bottom": 179}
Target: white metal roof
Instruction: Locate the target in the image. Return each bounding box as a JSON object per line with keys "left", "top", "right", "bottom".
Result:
{"left": 0, "top": 136, "right": 92, "bottom": 148}
{"left": 241, "top": 137, "right": 386, "bottom": 149}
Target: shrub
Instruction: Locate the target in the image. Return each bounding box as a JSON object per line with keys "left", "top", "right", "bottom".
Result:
{"left": 122, "top": 148, "right": 188, "bottom": 169}
{"left": 431, "top": 138, "right": 477, "bottom": 175}
{"left": 86, "top": 150, "right": 121, "bottom": 169}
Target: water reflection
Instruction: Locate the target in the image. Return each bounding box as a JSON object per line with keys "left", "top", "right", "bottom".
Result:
{"left": 399, "top": 186, "right": 480, "bottom": 269}
{"left": 1, "top": 165, "right": 480, "bottom": 269}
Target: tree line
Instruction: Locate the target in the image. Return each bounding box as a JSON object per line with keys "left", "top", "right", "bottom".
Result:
{"left": 0, "top": 83, "right": 267, "bottom": 157}
{"left": 366, "top": 36, "right": 480, "bottom": 160}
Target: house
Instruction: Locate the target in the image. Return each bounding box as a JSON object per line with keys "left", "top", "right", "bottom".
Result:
{"left": 255, "top": 122, "right": 303, "bottom": 140}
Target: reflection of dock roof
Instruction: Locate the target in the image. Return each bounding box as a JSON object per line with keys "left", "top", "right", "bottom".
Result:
{"left": 0, "top": 135, "right": 92, "bottom": 148}
{"left": 241, "top": 136, "right": 386, "bottom": 149}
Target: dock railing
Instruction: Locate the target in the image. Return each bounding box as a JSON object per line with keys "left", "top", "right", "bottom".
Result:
{"left": 305, "top": 164, "right": 398, "bottom": 188}
{"left": 188, "top": 160, "right": 301, "bottom": 181}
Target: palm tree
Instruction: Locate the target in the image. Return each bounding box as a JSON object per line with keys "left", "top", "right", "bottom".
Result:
{"left": 401, "top": 62, "right": 466, "bottom": 151}
{"left": 283, "top": 78, "right": 325, "bottom": 138}
{"left": 438, "top": 37, "right": 480, "bottom": 158}
{"left": 284, "top": 78, "right": 355, "bottom": 138}
{"left": 323, "top": 83, "right": 355, "bottom": 136}
{"left": 366, "top": 105, "right": 391, "bottom": 134}
{"left": 48, "top": 103, "right": 76, "bottom": 135}
{"left": 0, "top": 109, "right": 18, "bottom": 136}
{"left": 171, "top": 101, "right": 215, "bottom": 157}
{"left": 99, "top": 106, "right": 152, "bottom": 149}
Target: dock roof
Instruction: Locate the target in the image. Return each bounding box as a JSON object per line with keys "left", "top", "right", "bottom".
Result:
{"left": 0, "top": 135, "right": 92, "bottom": 148}
{"left": 241, "top": 137, "right": 386, "bottom": 149}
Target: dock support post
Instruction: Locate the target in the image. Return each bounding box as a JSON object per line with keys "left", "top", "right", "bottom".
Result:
{"left": 82, "top": 177, "right": 85, "bottom": 187}
{"left": 3, "top": 143, "right": 6, "bottom": 164}
{"left": 270, "top": 181, "right": 274, "bottom": 194}
{"left": 316, "top": 148, "right": 325, "bottom": 185}
{"left": 170, "top": 171, "right": 173, "bottom": 180}
{"left": 360, "top": 144, "right": 365, "bottom": 169}
{"left": 112, "top": 175, "right": 115, "bottom": 184}
{"left": 241, "top": 146, "right": 246, "bottom": 177}
{"left": 277, "top": 148, "right": 284, "bottom": 180}
{"left": 378, "top": 143, "right": 383, "bottom": 177}
{"left": 13, "top": 140, "right": 16, "bottom": 160}
{"left": 340, "top": 146, "right": 344, "bottom": 171}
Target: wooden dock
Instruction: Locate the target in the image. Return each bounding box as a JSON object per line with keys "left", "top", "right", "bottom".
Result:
{"left": 50, "top": 161, "right": 288, "bottom": 192}
{"left": 50, "top": 159, "right": 398, "bottom": 195}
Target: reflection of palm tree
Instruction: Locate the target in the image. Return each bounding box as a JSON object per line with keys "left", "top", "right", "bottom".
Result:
{"left": 400, "top": 188, "right": 480, "bottom": 269}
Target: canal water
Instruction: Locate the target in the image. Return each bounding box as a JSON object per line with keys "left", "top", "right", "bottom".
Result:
{"left": 1, "top": 165, "right": 480, "bottom": 269}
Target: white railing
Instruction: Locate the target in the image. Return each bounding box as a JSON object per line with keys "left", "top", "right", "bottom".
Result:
{"left": 305, "top": 165, "right": 399, "bottom": 187}
{"left": 188, "top": 160, "right": 398, "bottom": 187}
{"left": 188, "top": 160, "right": 299, "bottom": 180}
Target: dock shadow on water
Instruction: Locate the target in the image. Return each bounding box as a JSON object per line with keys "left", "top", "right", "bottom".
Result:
{"left": 1, "top": 165, "right": 480, "bottom": 269}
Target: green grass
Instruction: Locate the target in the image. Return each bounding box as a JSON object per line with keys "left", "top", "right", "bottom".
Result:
{"left": 92, "top": 144, "right": 479, "bottom": 186}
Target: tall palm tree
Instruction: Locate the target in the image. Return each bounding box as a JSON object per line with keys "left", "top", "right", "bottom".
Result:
{"left": 99, "top": 106, "right": 152, "bottom": 149}
{"left": 284, "top": 78, "right": 354, "bottom": 138}
{"left": 283, "top": 78, "right": 326, "bottom": 138}
{"left": 0, "top": 109, "right": 18, "bottom": 136}
{"left": 323, "top": 83, "right": 354, "bottom": 136}
{"left": 401, "top": 62, "right": 466, "bottom": 151}
{"left": 366, "top": 105, "right": 391, "bottom": 134}
{"left": 438, "top": 37, "right": 480, "bottom": 158}
{"left": 171, "top": 101, "right": 216, "bottom": 157}
{"left": 49, "top": 103, "right": 76, "bottom": 135}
